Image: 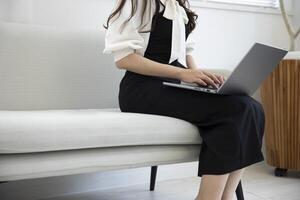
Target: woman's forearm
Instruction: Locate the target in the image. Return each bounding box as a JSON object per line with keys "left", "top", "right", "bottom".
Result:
{"left": 115, "top": 53, "right": 185, "bottom": 80}
{"left": 186, "top": 55, "right": 198, "bottom": 69}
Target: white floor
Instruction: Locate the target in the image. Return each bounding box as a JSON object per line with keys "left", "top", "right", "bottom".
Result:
{"left": 42, "top": 161, "right": 300, "bottom": 200}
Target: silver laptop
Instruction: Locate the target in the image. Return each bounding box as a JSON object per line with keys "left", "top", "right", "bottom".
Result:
{"left": 163, "top": 43, "right": 288, "bottom": 95}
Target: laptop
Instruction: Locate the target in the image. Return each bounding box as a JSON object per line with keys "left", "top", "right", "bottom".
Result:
{"left": 163, "top": 43, "right": 288, "bottom": 95}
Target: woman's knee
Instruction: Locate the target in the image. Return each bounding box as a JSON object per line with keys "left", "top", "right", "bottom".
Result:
{"left": 223, "top": 95, "right": 255, "bottom": 114}
{"left": 231, "top": 95, "right": 266, "bottom": 131}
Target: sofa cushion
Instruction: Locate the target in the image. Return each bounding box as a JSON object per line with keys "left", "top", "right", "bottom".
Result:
{"left": 0, "top": 108, "right": 202, "bottom": 154}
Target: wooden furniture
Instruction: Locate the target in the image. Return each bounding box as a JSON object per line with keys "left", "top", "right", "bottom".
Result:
{"left": 261, "top": 57, "right": 300, "bottom": 176}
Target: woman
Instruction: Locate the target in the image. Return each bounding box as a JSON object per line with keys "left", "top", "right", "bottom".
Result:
{"left": 103, "top": 0, "right": 265, "bottom": 199}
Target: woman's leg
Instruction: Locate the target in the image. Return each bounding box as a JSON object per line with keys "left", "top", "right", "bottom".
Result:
{"left": 195, "top": 174, "right": 230, "bottom": 200}
{"left": 195, "top": 167, "right": 245, "bottom": 200}
{"left": 221, "top": 168, "right": 245, "bottom": 200}
{"left": 119, "top": 77, "right": 264, "bottom": 200}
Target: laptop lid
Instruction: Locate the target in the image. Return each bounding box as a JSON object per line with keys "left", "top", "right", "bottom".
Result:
{"left": 218, "top": 43, "right": 288, "bottom": 95}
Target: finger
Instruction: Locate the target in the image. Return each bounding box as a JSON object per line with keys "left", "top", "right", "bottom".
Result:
{"left": 216, "top": 75, "right": 223, "bottom": 84}
{"left": 216, "top": 75, "right": 225, "bottom": 85}
{"left": 207, "top": 73, "right": 221, "bottom": 84}
{"left": 203, "top": 71, "right": 221, "bottom": 84}
{"left": 195, "top": 79, "right": 207, "bottom": 87}
{"left": 222, "top": 76, "right": 226, "bottom": 83}
{"left": 201, "top": 75, "right": 215, "bottom": 85}
{"left": 201, "top": 75, "right": 219, "bottom": 88}
{"left": 196, "top": 69, "right": 204, "bottom": 76}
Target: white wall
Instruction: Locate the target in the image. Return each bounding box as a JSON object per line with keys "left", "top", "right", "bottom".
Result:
{"left": 0, "top": 0, "right": 294, "bottom": 68}
{"left": 195, "top": 8, "right": 293, "bottom": 69}
{"left": 0, "top": 0, "right": 297, "bottom": 199}
{"left": 0, "top": 0, "right": 294, "bottom": 69}
{"left": 293, "top": 0, "right": 300, "bottom": 49}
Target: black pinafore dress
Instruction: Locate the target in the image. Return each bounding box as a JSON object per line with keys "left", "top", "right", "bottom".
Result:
{"left": 118, "top": 4, "right": 265, "bottom": 177}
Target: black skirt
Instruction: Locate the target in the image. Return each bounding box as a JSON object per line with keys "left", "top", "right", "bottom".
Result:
{"left": 118, "top": 69, "right": 265, "bottom": 177}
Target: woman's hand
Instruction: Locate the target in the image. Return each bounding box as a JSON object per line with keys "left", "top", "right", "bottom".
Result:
{"left": 178, "top": 68, "right": 226, "bottom": 88}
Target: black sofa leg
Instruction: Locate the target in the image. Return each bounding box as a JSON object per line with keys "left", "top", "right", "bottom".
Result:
{"left": 150, "top": 166, "right": 158, "bottom": 191}
{"left": 235, "top": 180, "right": 244, "bottom": 200}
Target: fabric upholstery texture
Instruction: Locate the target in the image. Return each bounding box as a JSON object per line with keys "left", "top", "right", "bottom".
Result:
{"left": 0, "top": 108, "right": 202, "bottom": 154}
{"left": 0, "top": 145, "right": 200, "bottom": 181}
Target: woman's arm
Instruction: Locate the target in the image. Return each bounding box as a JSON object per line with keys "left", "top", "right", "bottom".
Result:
{"left": 186, "top": 55, "right": 198, "bottom": 70}
{"left": 116, "top": 53, "right": 219, "bottom": 88}
{"left": 116, "top": 53, "right": 183, "bottom": 80}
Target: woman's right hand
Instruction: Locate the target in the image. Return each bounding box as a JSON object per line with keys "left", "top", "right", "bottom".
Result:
{"left": 178, "top": 68, "right": 224, "bottom": 89}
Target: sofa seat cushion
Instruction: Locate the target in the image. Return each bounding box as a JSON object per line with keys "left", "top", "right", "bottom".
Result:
{"left": 0, "top": 108, "right": 202, "bottom": 154}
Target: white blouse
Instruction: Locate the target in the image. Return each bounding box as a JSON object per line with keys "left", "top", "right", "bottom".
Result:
{"left": 102, "top": 0, "right": 196, "bottom": 68}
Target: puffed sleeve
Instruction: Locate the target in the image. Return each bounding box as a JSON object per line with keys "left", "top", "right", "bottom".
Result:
{"left": 103, "top": 0, "right": 145, "bottom": 62}
{"left": 186, "top": 30, "right": 196, "bottom": 56}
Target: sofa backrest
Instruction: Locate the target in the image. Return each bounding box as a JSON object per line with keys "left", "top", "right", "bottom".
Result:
{"left": 0, "top": 22, "right": 124, "bottom": 110}
{"left": 0, "top": 22, "right": 236, "bottom": 111}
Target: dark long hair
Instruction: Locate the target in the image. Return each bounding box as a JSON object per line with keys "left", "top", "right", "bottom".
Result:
{"left": 103, "top": 0, "right": 198, "bottom": 34}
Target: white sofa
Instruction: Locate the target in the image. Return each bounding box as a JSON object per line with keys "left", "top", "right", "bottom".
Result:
{"left": 0, "top": 22, "right": 232, "bottom": 189}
